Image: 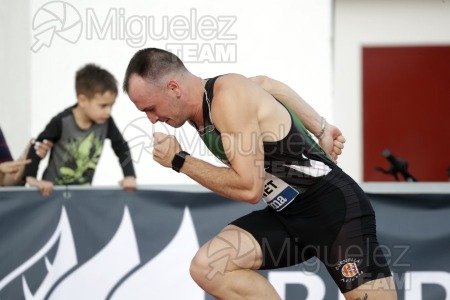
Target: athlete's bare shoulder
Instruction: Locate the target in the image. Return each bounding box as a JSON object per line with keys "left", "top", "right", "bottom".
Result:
{"left": 211, "top": 74, "right": 290, "bottom": 141}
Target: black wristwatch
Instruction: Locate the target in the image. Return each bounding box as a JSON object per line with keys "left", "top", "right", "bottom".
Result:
{"left": 172, "top": 151, "right": 190, "bottom": 172}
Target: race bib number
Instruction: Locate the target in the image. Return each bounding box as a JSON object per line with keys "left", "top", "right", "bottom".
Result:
{"left": 262, "top": 172, "right": 299, "bottom": 211}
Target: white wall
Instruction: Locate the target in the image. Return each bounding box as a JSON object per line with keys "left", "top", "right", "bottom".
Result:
{"left": 5, "top": 0, "right": 449, "bottom": 186}
{"left": 2, "top": 0, "right": 333, "bottom": 186}
{"left": 0, "top": 1, "right": 31, "bottom": 158}
{"left": 333, "top": 0, "right": 450, "bottom": 181}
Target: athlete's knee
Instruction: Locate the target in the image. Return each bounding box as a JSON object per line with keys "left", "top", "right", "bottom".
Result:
{"left": 189, "top": 251, "right": 203, "bottom": 279}
{"left": 190, "top": 248, "right": 212, "bottom": 288}
{"left": 190, "top": 227, "right": 262, "bottom": 289}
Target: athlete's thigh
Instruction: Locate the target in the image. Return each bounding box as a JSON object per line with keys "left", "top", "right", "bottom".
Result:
{"left": 196, "top": 224, "right": 264, "bottom": 273}
{"left": 230, "top": 208, "right": 312, "bottom": 270}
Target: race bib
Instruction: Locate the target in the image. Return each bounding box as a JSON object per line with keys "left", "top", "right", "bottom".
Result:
{"left": 262, "top": 172, "right": 299, "bottom": 211}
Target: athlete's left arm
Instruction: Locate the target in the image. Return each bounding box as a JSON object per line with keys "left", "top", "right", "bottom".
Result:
{"left": 209, "top": 75, "right": 266, "bottom": 201}
{"left": 152, "top": 75, "right": 266, "bottom": 203}
{"left": 249, "top": 75, "right": 345, "bottom": 162}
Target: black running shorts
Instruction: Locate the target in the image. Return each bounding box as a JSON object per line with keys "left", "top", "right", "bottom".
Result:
{"left": 230, "top": 167, "right": 392, "bottom": 293}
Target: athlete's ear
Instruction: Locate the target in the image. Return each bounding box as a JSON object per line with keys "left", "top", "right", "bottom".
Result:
{"left": 167, "top": 80, "right": 181, "bottom": 97}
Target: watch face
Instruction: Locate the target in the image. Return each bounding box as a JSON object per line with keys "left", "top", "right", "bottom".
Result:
{"left": 172, "top": 151, "right": 188, "bottom": 172}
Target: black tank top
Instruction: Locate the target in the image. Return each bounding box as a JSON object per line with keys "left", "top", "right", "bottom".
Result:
{"left": 198, "top": 75, "right": 336, "bottom": 192}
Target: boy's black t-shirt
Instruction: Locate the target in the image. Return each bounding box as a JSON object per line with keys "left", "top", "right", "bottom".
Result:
{"left": 24, "top": 105, "right": 135, "bottom": 185}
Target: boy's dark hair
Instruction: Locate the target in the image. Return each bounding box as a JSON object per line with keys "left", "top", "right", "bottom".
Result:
{"left": 122, "top": 48, "right": 187, "bottom": 93}
{"left": 75, "top": 64, "right": 118, "bottom": 98}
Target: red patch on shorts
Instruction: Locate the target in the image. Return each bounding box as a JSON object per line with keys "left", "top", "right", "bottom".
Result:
{"left": 341, "top": 262, "right": 360, "bottom": 278}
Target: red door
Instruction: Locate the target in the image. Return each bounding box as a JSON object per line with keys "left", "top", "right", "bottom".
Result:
{"left": 363, "top": 46, "right": 450, "bottom": 182}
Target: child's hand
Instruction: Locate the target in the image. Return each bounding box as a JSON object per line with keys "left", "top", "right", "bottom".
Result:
{"left": 34, "top": 139, "right": 54, "bottom": 159}
{"left": 26, "top": 176, "right": 54, "bottom": 196}
{"left": 119, "top": 176, "right": 137, "bottom": 191}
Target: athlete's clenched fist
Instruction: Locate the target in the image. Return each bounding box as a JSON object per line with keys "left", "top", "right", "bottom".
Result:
{"left": 153, "top": 132, "right": 182, "bottom": 168}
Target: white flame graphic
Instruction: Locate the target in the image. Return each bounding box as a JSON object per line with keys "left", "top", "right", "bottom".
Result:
{"left": 48, "top": 206, "right": 140, "bottom": 299}
{"left": 110, "top": 206, "right": 204, "bottom": 299}
{"left": 1, "top": 205, "right": 205, "bottom": 299}
{"left": 0, "top": 207, "right": 77, "bottom": 299}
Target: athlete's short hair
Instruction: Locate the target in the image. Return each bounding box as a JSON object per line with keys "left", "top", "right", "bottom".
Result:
{"left": 122, "top": 48, "right": 187, "bottom": 93}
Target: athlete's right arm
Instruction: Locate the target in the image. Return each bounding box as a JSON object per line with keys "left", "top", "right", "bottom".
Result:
{"left": 249, "top": 75, "right": 324, "bottom": 135}
{"left": 249, "top": 75, "right": 345, "bottom": 162}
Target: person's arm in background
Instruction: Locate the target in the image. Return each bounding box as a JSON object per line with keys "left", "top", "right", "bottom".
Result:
{"left": 107, "top": 118, "right": 137, "bottom": 191}
{"left": 1, "top": 139, "right": 53, "bottom": 186}
{"left": 1, "top": 160, "right": 31, "bottom": 186}
{"left": 1, "top": 139, "right": 32, "bottom": 186}
{"left": 249, "top": 75, "right": 345, "bottom": 162}
{"left": 1, "top": 125, "right": 51, "bottom": 186}
{"left": 0, "top": 127, "right": 14, "bottom": 185}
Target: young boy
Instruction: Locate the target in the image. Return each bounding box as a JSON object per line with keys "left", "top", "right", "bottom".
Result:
{"left": 24, "top": 64, "right": 136, "bottom": 196}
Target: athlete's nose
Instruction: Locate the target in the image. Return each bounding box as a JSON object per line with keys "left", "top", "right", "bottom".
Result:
{"left": 146, "top": 112, "right": 159, "bottom": 124}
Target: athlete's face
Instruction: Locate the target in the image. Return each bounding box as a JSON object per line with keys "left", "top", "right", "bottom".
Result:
{"left": 83, "top": 91, "right": 116, "bottom": 124}
{"left": 127, "top": 74, "right": 186, "bottom": 128}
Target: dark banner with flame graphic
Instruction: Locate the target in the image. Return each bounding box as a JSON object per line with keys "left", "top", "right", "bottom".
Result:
{"left": 0, "top": 188, "right": 449, "bottom": 300}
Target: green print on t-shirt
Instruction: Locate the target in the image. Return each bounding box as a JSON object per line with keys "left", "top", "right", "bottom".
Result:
{"left": 56, "top": 132, "right": 103, "bottom": 185}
